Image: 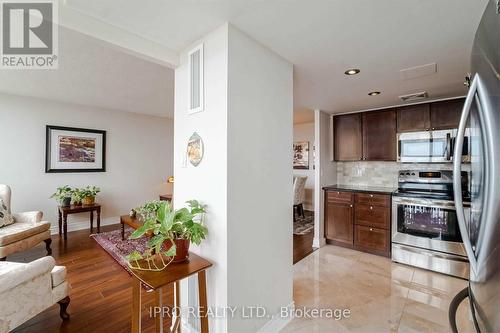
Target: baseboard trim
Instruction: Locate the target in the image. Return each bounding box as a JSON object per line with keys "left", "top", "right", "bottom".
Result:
{"left": 257, "top": 301, "right": 295, "bottom": 333}
{"left": 49, "top": 216, "right": 120, "bottom": 235}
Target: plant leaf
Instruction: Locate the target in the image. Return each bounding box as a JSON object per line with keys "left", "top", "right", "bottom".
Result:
{"left": 126, "top": 250, "right": 143, "bottom": 262}
{"left": 164, "top": 244, "right": 177, "bottom": 257}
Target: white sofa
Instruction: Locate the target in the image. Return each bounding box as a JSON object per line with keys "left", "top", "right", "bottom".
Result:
{"left": 0, "top": 256, "right": 70, "bottom": 332}
{"left": 0, "top": 185, "right": 52, "bottom": 260}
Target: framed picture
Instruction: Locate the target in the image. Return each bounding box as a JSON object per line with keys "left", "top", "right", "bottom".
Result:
{"left": 45, "top": 125, "right": 106, "bottom": 173}
{"left": 293, "top": 141, "right": 309, "bottom": 169}
{"left": 187, "top": 132, "right": 204, "bottom": 167}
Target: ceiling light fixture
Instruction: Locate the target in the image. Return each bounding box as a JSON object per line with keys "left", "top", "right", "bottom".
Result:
{"left": 368, "top": 91, "right": 381, "bottom": 96}
{"left": 344, "top": 68, "right": 360, "bottom": 75}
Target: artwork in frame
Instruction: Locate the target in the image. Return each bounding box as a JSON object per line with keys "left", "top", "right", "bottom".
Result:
{"left": 293, "top": 141, "right": 309, "bottom": 170}
{"left": 187, "top": 132, "right": 204, "bottom": 167}
{"left": 45, "top": 125, "right": 106, "bottom": 173}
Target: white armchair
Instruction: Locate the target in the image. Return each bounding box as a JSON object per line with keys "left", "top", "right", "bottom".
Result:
{"left": 0, "top": 256, "right": 70, "bottom": 332}
{"left": 0, "top": 185, "right": 52, "bottom": 260}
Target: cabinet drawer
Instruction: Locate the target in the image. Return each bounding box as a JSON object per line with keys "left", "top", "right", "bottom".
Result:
{"left": 326, "top": 191, "right": 354, "bottom": 204}
{"left": 355, "top": 193, "right": 390, "bottom": 207}
{"left": 354, "top": 225, "right": 389, "bottom": 253}
{"left": 355, "top": 204, "right": 390, "bottom": 230}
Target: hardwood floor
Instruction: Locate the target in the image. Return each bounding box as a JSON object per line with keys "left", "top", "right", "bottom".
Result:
{"left": 9, "top": 224, "right": 173, "bottom": 333}
{"left": 7, "top": 222, "right": 315, "bottom": 332}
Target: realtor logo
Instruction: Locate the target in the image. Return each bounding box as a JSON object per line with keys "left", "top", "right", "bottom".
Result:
{"left": 1, "top": 0, "right": 58, "bottom": 69}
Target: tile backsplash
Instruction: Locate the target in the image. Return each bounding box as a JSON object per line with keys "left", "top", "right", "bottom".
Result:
{"left": 336, "top": 162, "right": 460, "bottom": 188}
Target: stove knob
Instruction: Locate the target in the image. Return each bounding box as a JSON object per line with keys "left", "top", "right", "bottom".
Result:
{"left": 406, "top": 172, "right": 410, "bottom": 175}
{"left": 411, "top": 173, "right": 415, "bottom": 176}
{"left": 399, "top": 173, "right": 404, "bottom": 176}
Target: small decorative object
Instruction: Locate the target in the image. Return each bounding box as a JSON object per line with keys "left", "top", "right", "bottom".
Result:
{"left": 45, "top": 125, "right": 106, "bottom": 173}
{"left": 50, "top": 186, "right": 73, "bottom": 207}
{"left": 187, "top": 132, "right": 204, "bottom": 167}
{"left": 126, "top": 200, "right": 208, "bottom": 270}
{"left": 293, "top": 141, "right": 309, "bottom": 169}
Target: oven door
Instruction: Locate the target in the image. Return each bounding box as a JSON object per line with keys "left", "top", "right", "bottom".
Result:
{"left": 397, "top": 130, "right": 453, "bottom": 163}
{"left": 391, "top": 196, "right": 468, "bottom": 256}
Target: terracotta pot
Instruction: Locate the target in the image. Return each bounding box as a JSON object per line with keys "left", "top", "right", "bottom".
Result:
{"left": 82, "top": 196, "right": 95, "bottom": 205}
{"left": 163, "top": 238, "right": 190, "bottom": 263}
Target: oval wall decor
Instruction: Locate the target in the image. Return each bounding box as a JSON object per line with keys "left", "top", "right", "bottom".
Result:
{"left": 187, "top": 132, "right": 204, "bottom": 167}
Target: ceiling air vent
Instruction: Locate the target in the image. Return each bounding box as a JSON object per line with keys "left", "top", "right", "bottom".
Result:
{"left": 399, "top": 91, "right": 428, "bottom": 102}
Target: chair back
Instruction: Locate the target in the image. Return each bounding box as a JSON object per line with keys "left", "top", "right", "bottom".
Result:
{"left": 293, "top": 177, "right": 307, "bottom": 205}
{"left": 0, "top": 185, "right": 11, "bottom": 213}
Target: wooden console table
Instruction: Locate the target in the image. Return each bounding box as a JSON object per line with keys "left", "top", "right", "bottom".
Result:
{"left": 130, "top": 253, "right": 212, "bottom": 333}
{"left": 58, "top": 204, "right": 101, "bottom": 240}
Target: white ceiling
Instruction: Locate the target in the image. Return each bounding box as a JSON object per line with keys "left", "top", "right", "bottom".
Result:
{"left": 0, "top": 27, "right": 174, "bottom": 117}
{"left": 61, "top": 0, "right": 489, "bottom": 115}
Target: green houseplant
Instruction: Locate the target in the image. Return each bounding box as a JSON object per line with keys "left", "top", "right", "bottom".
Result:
{"left": 50, "top": 186, "right": 73, "bottom": 207}
{"left": 127, "top": 200, "right": 207, "bottom": 267}
{"left": 80, "top": 186, "right": 100, "bottom": 205}
{"left": 71, "top": 188, "right": 85, "bottom": 206}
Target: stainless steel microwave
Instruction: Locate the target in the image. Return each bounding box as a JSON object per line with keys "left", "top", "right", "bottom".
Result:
{"left": 397, "top": 129, "right": 470, "bottom": 163}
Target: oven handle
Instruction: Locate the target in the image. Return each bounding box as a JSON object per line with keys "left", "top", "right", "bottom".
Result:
{"left": 453, "top": 74, "right": 479, "bottom": 274}
{"left": 446, "top": 133, "right": 451, "bottom": 161}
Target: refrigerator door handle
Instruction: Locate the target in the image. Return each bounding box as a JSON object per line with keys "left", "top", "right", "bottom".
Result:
{"left": 453, "top": 74, "right": 480, "bottom": 274}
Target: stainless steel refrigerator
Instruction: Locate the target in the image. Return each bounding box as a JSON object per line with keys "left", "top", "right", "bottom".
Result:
{"left": 451, "top": 0, "right": 500, "bottom": 332}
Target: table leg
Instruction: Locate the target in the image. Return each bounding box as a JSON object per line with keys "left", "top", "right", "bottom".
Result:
{"left": 63, "top": 213, "right": 68, "bottom": 241}
{"left": 198, "top": 270, "right": 209, "bottom": 333}
{"left": 175, "top": 281, "right": 181, "bottom": 333}
{"left": 131, "top": 277, "right": 142, "bottom": 333}
{"left": 97, "top": 208, "right": 101, "bottom": 233}
{"left": 155, "top": 288, "right": 164, "bottom": 333}
{"left": 58, "top": 210, "right": 62, "bottom": 236}
{"left": 90, "top": 211, "right": 94, "bottom": 233}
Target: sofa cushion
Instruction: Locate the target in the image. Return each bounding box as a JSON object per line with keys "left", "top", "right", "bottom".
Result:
{"left": 51, "top": 265, "right": 67, "bottom": 287}
{"left": 0, "top": 199, "right": 14, "bottom": 228}
{"left": 0, "top": 221, "right": 50, "bottom": 246}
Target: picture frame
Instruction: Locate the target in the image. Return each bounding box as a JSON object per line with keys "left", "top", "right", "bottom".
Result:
{"left": 45, "top": 125, "right": 106, "bottom": 173}
{"left": 293, "top": 141, "right": 309, "bottom": 169}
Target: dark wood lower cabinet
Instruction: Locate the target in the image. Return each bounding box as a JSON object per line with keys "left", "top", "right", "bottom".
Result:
{"left": 325, "top": 190, "right": 391, "bottom": 257}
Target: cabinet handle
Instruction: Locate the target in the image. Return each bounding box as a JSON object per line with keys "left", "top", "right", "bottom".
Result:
{"left": 369, "top": 194, "right": 373, "bottom": 198}
{"left": 370, "top": 206, "right": 373, "bottom": 210}
{"left": 369, "top": 228, "right": 373, "bottom": 231}
{"left": 337, "top": 191, "right": 340, "bottom": 194}
{"left": 426, "top": 128, "right": 430, "bottom": 131}
{"left": 432, "top": 127, "right": 435, "bottom": 130}
{"left": 350, "top": 205, "right": 353, "bottom": 208}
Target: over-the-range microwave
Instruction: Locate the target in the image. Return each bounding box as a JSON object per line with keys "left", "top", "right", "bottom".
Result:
{"left": 397, "top": 129, "right": 471, "bottom": 163}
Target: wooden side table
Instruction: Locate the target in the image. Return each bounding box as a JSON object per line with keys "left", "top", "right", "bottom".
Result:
{"left": 130, "top": 253, "right": 212, "bottom": 333}
{"left": 58, "top": 204, "right": 101, "bottom": 240}
{"left": 159, "top": 194, "right": 172, "bottom": 202}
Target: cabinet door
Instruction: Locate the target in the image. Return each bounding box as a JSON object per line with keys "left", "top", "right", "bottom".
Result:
{"left": 334, "top": 114, "right": 362, "bottom": 161}
{"left": 362, "top": 109, "right": 397, "bottom": 161}
{"left": 397, "top": 104, "right": 430, "bottom": 132}
{"left": 325, "top": 202, "right": 353, "bottom": 245}
{"left": 430, "top": 99, "right": 465, "bottom": 130}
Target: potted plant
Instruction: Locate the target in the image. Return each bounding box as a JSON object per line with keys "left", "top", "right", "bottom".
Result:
{"left": 128, "top": 200, "right": 207, "bottom": 264}
{"left": 134, "top": 200, "right": 163, "bottom": 221}
{"left": 80, "top": 186, "right": 100, "bottom": 205}
{"left": 50, "top": 186, "right": 73, "bottom": 207}
{"left": 71, "top": 188, "right": 85, "bottom": 206}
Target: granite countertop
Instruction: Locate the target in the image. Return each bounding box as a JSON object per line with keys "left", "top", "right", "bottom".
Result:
{"left": 322, "top": 184, "right": 396, "bottom": 195}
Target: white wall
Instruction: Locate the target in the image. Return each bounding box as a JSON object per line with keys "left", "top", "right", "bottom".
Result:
{"left": 174, "top": 24, "right": 293, "bottom": 333}
{"left": 293, "top": 122, "right": 314, "bottom": 210}
{"left": 0, "top": 93, "right": 173, "bottom": 233}
{"left": 227, "top": 26, "right": 293, "bottom": 332}
{"left": 174, "top": 24, "right": 229, "bottom": 332}
{"left": 314, "top": 111, "right": 336, "bottom": 248}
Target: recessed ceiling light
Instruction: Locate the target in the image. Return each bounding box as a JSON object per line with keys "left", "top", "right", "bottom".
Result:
{"left": 368, "top": 91, "right": 381, "bottom": 96}
{"left": 344, "top": 68, "right": 360, "bottom": 75}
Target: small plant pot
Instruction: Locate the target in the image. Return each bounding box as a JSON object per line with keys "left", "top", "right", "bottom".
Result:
{"left": 82, "top": 196, "right": 95, "bottom": 205}
{"left": 164, "top": 239, "right": 190, "bottom": 263}
{"left": 73, "top": 200, "right": 82, "bottom": 206}
{"left": 61, "top": 197, "right": 71, "bottom": 207}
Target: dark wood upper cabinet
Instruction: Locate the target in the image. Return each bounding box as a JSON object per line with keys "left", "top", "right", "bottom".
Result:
{"left": 334, "top": 113, "right": 362, "bottom": 161}
{"left": 362, "top": 109, "right": 397, "bottom": 161}
{"left": 325, "top": 201, "right": 354, "bottom": 245}
{"left": 397, "top": 103, "right": 431, "bottom": 132}
{"left": 430, "top": 98, "right": 465, "bottom": 130}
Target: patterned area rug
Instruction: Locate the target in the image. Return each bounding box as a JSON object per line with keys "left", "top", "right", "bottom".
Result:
{"left": 293, "top": 210, "right": 314, "bottom": 235}
{"left": 90, "top": 227, "right": 147, "bottom": 276}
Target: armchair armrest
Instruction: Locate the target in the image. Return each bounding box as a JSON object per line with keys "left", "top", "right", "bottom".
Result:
{"left": 13, "top": 211, "right": 43, "bottom": 223}
{"left": 0, "top": 256, "right": 55, "bottom": 294}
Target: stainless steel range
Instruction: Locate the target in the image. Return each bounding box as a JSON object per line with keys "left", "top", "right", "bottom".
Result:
{"left": 391, "top": 170, "right": 470, "bottom": 279}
